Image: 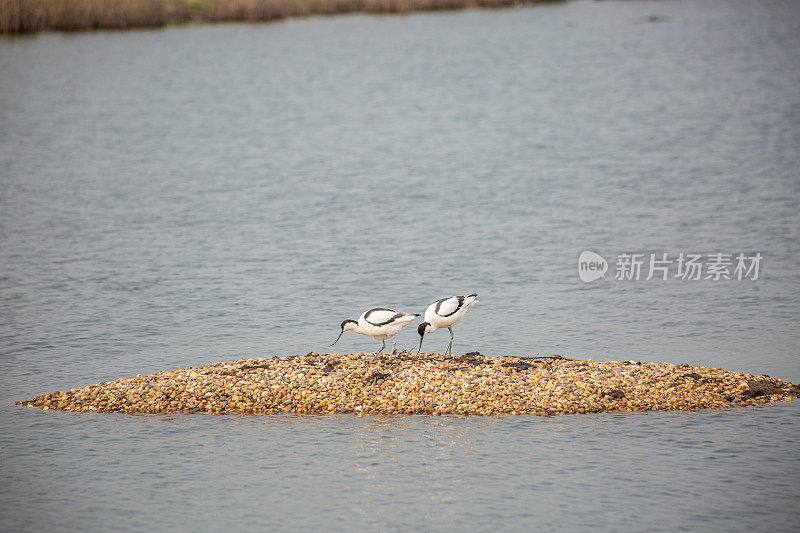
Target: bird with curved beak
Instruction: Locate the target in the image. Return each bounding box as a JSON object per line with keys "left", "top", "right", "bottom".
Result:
{"left": 330, "top": 307, "right": 420, "bottom": 354}
{"left": 417, "top": 293, "right": 478, "bottom": 355}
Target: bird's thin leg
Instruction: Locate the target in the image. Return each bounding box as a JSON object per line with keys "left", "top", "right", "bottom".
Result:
{"left": 445, "top": 327, "right": 454, "bottom": 355}
{"left": 378, "top": 339, "right": 385, "bottom": 355}
{"left": 391, "top": 338, "right": 397, "bottom": 355}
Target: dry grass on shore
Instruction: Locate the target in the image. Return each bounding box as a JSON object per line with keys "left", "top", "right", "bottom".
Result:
{"left": 1, "top": 0, "right": 533, "bottom": 34}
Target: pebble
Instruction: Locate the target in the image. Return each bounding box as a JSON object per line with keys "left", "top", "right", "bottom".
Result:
{"left": 17, "top": 353, "right": 800, "bottom": 416}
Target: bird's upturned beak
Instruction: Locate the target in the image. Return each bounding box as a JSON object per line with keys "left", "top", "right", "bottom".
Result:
{"left": 416, "top": 335, "right": 424, "bottom": 354}
{"left": 329, "top": 329, "right": 344, "bottom": 347}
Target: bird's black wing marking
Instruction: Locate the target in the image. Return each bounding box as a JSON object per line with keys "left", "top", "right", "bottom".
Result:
{"left": 434, "top": 296, "right": 465, "bottom": 317}
{"left": 364, "top": 308, "right": 404, "bottom": 326}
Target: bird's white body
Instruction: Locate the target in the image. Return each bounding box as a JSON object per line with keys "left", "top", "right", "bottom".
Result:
{"left": 418, "top": 293, "right": 478, "bottom": 354}
{"left": 351, "top": 308, "right": 419, "bottom": 340}
{"left": 332, "top": 307, "right": 420, "bottom": 354}
{"left": 423, "top": 294, "right": 479, "bottom": 333}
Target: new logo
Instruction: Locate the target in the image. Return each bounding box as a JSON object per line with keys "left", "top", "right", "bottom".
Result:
{"left": 578, "top": 251, "right": 608, "bottom": 283}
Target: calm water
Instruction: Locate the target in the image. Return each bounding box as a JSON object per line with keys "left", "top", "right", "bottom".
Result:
{"left": 1, "top": 0, "right": 799, "bottom": 530}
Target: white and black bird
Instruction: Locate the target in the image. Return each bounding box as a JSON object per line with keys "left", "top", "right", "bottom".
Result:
{"left": 417, "top": 293, "right": 478, "bottom": 355}
{"left": 330, "top": 308, "right": 420, "bottom": 354}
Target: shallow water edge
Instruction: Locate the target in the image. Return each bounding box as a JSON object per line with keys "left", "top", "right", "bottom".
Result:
{"left": 2, "top": 0, "right": 559, "bottom": 35}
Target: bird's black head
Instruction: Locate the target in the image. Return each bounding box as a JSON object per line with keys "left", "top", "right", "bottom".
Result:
{"left": 418, "top": 322, "right": 430, "bottom": 337}
{"left": 416, "top": 322, "right": 431, "bottom": 354}
{"left": 330, "top": 319, "right": 358, "bottom": 348}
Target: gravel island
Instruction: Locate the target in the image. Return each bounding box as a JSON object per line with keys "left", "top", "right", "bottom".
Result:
{"left": 20, "top": 352, "right": 799, "bottom": 416}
